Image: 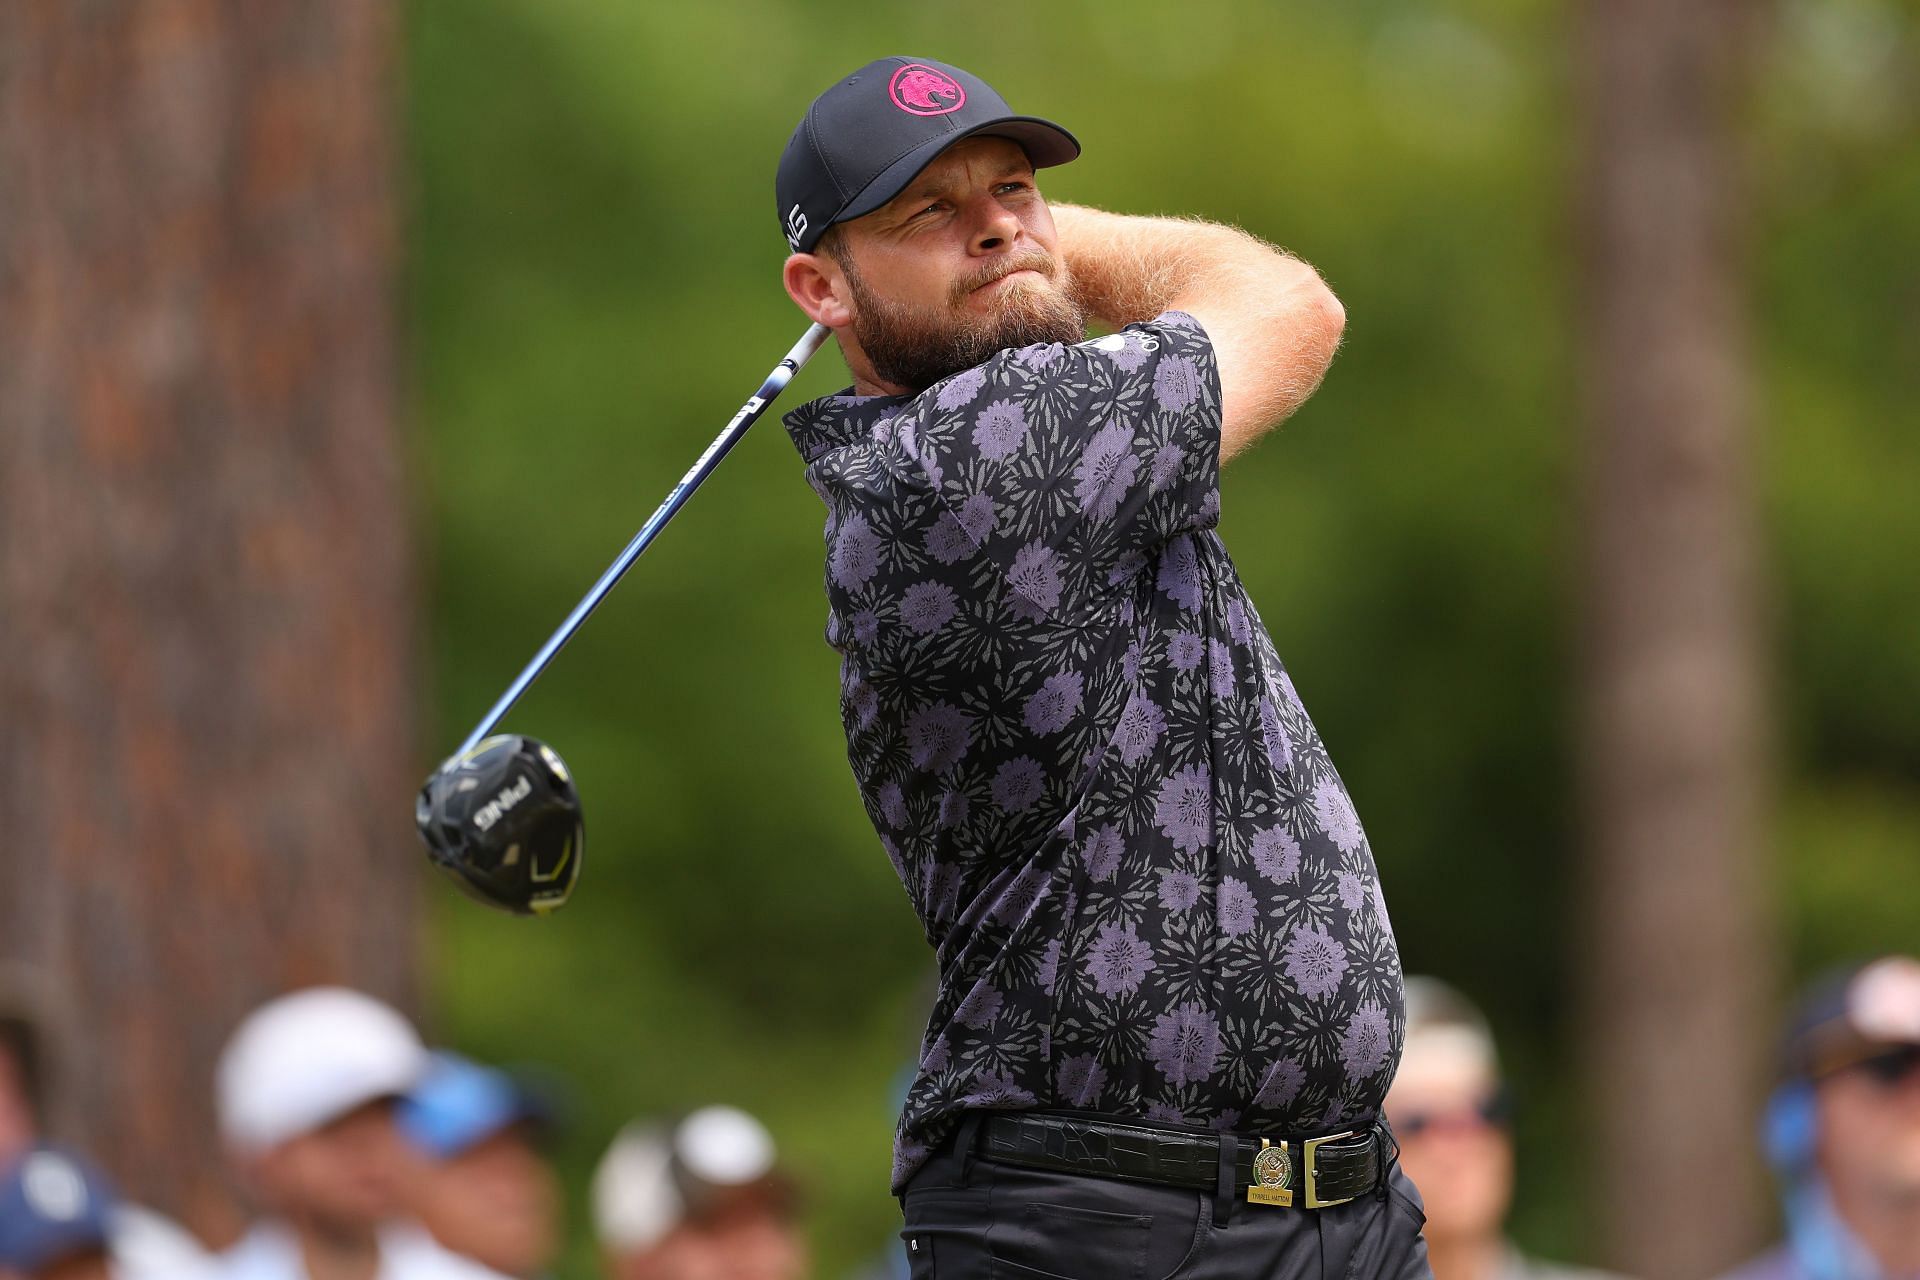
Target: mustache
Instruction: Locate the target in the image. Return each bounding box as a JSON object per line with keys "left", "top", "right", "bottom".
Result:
{"left": 949, "top": 251, "right": 1059, "bottom": 305}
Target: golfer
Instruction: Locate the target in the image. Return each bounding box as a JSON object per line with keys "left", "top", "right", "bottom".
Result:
{"left": 777, "top": 58, "right": 1425, "bottom": 1278}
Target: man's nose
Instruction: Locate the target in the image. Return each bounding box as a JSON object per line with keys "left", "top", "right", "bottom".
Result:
{"left": 965, "top": 194, "right": 1022, "bottom": 256}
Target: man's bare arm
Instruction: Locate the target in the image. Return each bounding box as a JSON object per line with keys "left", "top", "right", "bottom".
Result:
{"left": 1050, "top": 203, "right": 1346, "bottom": 463}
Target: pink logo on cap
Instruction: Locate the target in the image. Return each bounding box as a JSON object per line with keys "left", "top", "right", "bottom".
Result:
{"left": 889, "top": 64, "right": 966, "bottom": 116}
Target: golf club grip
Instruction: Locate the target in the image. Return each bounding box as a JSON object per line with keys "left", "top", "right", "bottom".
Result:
{"left": 453, "top": 322, "right": 832, "bottom": 757}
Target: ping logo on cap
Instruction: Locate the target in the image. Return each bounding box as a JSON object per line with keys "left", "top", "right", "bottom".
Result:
{"left": 889, "top": 64, "right": 965, "bottom": 116}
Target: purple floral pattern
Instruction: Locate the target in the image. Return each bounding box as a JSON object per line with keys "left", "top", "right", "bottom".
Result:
{"left": 1168, "top": 631, "right": 1205, "bottom": 671}
{"left": 955, "top": 982, "right": 1003, "bottom": 1029}
{"left": 935, "top": 366, "right": 987, "bottom": 410}
{"left": 1209, "top": 638, "right": 1235, "bottom": 700}
{"left": 905, "top": 701, "right": 973, "bottom": 773}
{"left": 1314, "top": 778, "right": 1364, "bottom": 853}
{"left": 1081, "top": 825, "right": 1123, "bottom": 881}
{"left": 1086, "top": 922, "right": 1156, "bottom": 995}
{"left": 830, "top": 512, "right": 881, "bottom": 590}
{"left": 1149, "top": 1002, "right": 1223, "bottom": 1087}
{"left": 1258, "top": 697, "right": 1292, "bottom": 775}
{"left": 783, "top": 312, "right": 1402, "bottom": 1193}
{"left": 1157, "top": 535, "right": 1203, "bottom": 612}
{"left": 1341, "top": 1002, "right": 1394, "bottom": 1081}
{"left": 1283, "top": 924, "right": 1350, "bottom": 1001}
{"left": 1217, "top": 877, "right": 1257, "bottom": 936}
{"left": 1074, "top": 420, "right": 1142, "bottom": 523}
{"left": 991, "top": 757, "right": 1046, "bottom": 812}
{"left": 1255, "top": 1058, "right": 1306, "bottom": 1109}
{"left": 1153, "top": 354, "right": 1203, "bottom": 412}
{"left": 1251, "top": 826, "right": 1302, "bottom": 884}
{"left": 1058, "top": 1053, "right": 1107, "bottom": 1107}
{"left": 1154, "top": 764, "right": 1212, "bottom": 854}
{"left": 1157, "top": 870, "right": 1201, "bottom": 912}
{"left": 1150, "top": 443, "right": 1185, "bottom": 492}
{"left": 900, "top": 581, "right": 958, "bottom": 636}
{"left": 1023, "top": 672, "right": 1084, "bottom": 736}
{"left": 1226, "top": 598, "right": 1251, "bottom": 646}
{"left": 1114, "top": 692, "right": 1167, "bottom": 766}
{"left": 972, "top": 399, "right": 1028, "bottom": 461}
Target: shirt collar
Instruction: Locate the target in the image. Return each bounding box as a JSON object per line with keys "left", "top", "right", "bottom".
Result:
{"left": 784, "top": 389, "right": 910, "bottom": 465}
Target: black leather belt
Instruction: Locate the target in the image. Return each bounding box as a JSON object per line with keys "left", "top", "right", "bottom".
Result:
{"left": 979, "top": 1111, "right": 1386, "bottom": 1209}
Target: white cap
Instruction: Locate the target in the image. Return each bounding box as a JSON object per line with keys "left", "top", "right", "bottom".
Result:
{"left": 1848, "top": 955, "right": 1920, "bottom": 1044}
{"left": 677, "top": 1106, "right": 776, "bottom": 1185}
{"left": 592, "top": 1106, "right": 778, "bottom": 1252}
{"left": 216, "top": 987, "right": 428, "bottom": 1154}
{"left": 1389, "top": 975, "right": 1502, "bottom": 1103}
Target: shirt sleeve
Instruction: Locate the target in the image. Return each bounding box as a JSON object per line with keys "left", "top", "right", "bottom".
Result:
{"left": 887, "top": 310, "right": 1222, "bottom": 625}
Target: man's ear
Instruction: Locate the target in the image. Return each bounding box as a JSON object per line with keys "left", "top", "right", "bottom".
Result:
{"left": 783, "top": 253, "right": 853, "bottom": 330}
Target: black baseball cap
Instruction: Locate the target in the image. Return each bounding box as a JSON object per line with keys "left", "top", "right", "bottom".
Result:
{"left": 775, "top": 57, "right": 1079, "bottom": 253}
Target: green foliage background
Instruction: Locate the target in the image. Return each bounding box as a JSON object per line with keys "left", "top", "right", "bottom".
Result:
{"left": 402, "top": 1, "right": 1920, "bottom": 1275}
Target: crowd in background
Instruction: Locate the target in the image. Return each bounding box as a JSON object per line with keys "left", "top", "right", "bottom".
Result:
{"left": 0, "top": 988, "right": 806, "bottom": 1280}
{"left": 1, "top": 955, "right": 1915, "bottom": 1280}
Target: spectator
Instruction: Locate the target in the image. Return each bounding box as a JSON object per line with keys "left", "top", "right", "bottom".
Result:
{"left": 592, "top": 1106, "right": 804, "bottom": 1280}
{"left": 0, "top": 1148, "right": 115, "bottom": 1280}
{"left": 1716, "top": 954, "right": 1920, "bottom": 1280}
{"left": 0, "top": 975, "right": 208, "bottom": 1280}
{"left": 396, "top": 1054, "right": 560, "bottom": 1279}
{"left": 211, "top": 987, "right": 510, "bottom": 1280}
{"left": 1385, "top": 977, "right": 1623, "bottom": 1280}
{"left": 0, "top": 1010, "right": 42, "bottom": 1163}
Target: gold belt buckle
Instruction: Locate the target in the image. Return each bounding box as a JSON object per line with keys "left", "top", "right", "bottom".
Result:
{"left": 1245, "top": 1131, "right": 1361, "bottom": 1209}
{"left": 1303, "top": 1130, "right": 1360, "bottom": 1209}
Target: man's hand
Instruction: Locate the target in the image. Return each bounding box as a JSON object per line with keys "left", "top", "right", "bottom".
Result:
{"left": 1050, "top": 203, "right": 1346, "bottom": 463}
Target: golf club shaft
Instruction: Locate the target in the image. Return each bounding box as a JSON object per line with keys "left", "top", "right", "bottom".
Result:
{"left": 455, "top": 322, "right": 833, "bottom": 757}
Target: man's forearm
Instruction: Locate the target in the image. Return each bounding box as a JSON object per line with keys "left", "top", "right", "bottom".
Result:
{"left": 1053, "top": 203, "right": 1251, "bottom": 330}
{"left": 1050, "top": 202, "right": 1345, "bottom": 459}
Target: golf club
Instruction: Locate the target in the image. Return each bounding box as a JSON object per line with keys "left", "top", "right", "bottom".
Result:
{"left": 416, "top": 322, "right": 833, "bottom": 914}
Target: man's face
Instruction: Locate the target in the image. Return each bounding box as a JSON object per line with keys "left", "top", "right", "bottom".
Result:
{"left": 252, "top": 1101, "right": 406, "bottom": 1232}
{"left": 608, "top": 1202, "right": 806, "bottom": 1280}
{"left": 411, "top": 1129, "right": 559, "bottom": 1280}
{"left": 1816, "top": 1042, "right": 1920, "bottom": 1209}
{"left": 690, "top": 1200, "right": 806, "bottom": 1280}
{"left": 28, "top": 1250, "right": 112, "bottom": 1280}
{"left": 1383, "top": 1050, "right": 1512, "bottom": 1245}
{"left": 0, "top": 1045, "right": 38, "bottom": 1160}
{"left": 821, "top": 136, "right": 1084, "bottom": 391}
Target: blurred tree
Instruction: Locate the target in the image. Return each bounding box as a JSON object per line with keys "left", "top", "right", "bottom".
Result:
{"left": 1574, "top": 1, "right": 1772, "bottom": 1277}
{"left": 0, "top": 0, "right": 415, "bottom": 1244}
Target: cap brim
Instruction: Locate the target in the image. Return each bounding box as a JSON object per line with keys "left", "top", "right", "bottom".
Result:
{"left": 400, "top": 1085, "right": 553, "bottom": 1159}
{"left": 12, "top": 1233, "right": 111, "bottom": 1275}
{"left": 831, "top": 116, "right": 1080, "bottom": 231}
{"left": 1806, "top": 1028, "right": 1920, "bottom": 1080}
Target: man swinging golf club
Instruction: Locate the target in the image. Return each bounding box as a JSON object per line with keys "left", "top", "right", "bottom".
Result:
{"left": 414, "top": 44, "right": 1421, "bottom": 1279}
{"left": 775, "top": 57, "right": 1426, "bottom": 1280}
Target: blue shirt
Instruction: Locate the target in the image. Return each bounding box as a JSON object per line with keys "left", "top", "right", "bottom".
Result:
{"left": 785, "top": 311, "right": 1405, "bottom": 1190}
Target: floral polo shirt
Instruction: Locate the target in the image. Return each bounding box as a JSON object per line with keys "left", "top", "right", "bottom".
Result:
{"left": 783, "top": 310, "right": 1404, "bottom": 1192}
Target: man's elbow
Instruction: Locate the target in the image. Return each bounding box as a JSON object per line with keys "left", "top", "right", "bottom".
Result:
{"left": 1270, "top": 271, "right": 1344, "bottom": 420}
{"left": 1318, "top": 283, "right": 1347, "bottom": 345}
{"left": 1294, "top": 269, "right": 1346, "bottom": 352}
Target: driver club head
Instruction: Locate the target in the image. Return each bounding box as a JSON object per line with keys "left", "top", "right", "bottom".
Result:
{"left": 416, "top": 735, "right": 583, "bottom": 916}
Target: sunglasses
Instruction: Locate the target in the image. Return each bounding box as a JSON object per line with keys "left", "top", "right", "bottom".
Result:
{"left": 1852, "top": 1043, "right": 1920, "bottom": 1088}
{"left": 1393, "top": 1091, "right": 1511, "bottom": 1139}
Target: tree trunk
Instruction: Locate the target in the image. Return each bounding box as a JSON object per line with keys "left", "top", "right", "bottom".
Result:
{"left": 1574, "top": 1, "right": 1771, "bottom": 1277}
{"left": 0, "top": 0, "right": 415, "bottom": 1245}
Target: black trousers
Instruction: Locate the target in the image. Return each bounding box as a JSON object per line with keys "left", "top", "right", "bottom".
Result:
{"left": 899, "top": 1120, "right": 1432, "bottom": 1280}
